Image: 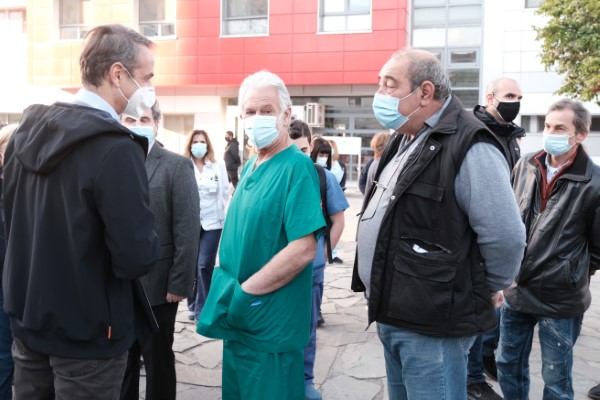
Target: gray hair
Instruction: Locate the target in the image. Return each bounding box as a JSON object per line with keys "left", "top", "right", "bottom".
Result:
{"left": 547, "top": 98, "right": 591, "bottom": 134}
{"left": 238, "top": 70, "right": 292, "bottom": 114}
{"left": 151, "top": 101, "right": 162, "bottom": 122}
{"left": 391, "top": 49, "right": 451, "bottom": 100}
{"left": 80, "top": 24, "right": 154, "bottom": 87}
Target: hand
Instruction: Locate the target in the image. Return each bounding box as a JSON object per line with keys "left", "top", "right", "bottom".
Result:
{"left": 491, "top": 291, "right": 504, "bottom": 309}
{"left": 166, "top": 293, "right": 185, "bottom": 303}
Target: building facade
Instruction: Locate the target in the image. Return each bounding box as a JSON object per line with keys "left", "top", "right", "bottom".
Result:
{"left": 1, "top": 0, "right": 598, "bottom": 177}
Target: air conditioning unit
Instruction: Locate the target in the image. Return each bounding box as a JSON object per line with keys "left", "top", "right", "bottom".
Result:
{"left": 305, "top": 103, "right": 325, "bottom": 127}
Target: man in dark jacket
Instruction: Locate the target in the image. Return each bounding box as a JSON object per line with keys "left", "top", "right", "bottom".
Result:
{"left": 224, "top": 130, "right": 241, "bottom": 188}
{"left": 120, "top": 102, "right": 200, "bottom": 400}
{"left": 2, "top": 24, "right": 160, "bottom": 399}
{"left": 497, "top": 99, "right": 600, "bottom": 400}
{"left": 353, "top": 49, "right": 526, "bottom": 399}
{"left": 467, "top": 77, "right": 525, "bottom": 400}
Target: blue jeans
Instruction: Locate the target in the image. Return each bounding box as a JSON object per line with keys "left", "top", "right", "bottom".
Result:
{"left": 188, "top": 228, "right": 222, "bottom": 320}
{"left": 467, "top": 308, "right": 500, "bottom": 385}
{"left": 497, "top": 300, "right": 582, "bottom": 400}
{"left": 0, "top": 288, "right": 13, "bottom": 400}
{"left": 377, "top": 322, "right": 475, "bottom": 400}
{"left": 304, "top": 267, "right": 324, "bottom": 386}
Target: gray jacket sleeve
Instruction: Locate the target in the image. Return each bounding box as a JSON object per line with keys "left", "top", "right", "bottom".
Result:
{"left": 455, "top": 142, "right": 526, "bottom": 291}
{"left": 168, "top": 157, "right": 201, "bottom": 298}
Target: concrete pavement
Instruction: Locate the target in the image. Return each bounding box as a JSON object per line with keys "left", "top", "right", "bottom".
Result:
{"left": 146, "top": 186, "right": 600, "bottom": 400}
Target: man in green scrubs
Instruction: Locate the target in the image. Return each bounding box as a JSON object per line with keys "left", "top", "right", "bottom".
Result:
{"left": 197, "top": 70, "right": 325, "bottom": 400}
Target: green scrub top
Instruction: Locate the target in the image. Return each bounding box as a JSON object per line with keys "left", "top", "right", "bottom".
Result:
{"left": 197, "top": 145, "right": 325, "bottom": 353}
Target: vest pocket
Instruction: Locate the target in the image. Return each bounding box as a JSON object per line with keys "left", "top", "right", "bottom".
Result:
{"left": 387, "top": 241, "right": 457, "bottom": 326}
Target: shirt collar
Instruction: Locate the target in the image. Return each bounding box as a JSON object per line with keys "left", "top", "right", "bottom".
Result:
{"left": 73, "top": 88, "right": 120, "bottom": 121}
{"left": 424, "top": 95, "right": 452, "bottom": 129}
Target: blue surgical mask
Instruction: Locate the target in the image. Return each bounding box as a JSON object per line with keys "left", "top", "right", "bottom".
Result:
{"left": 244, "top": 115, "right": 280, "bottom": 149}
{"left": 372, "top": 89, "right": 420, "bottom": 130}
{"left": 316, "top": 156, "right": 328, "bottom": 167}
{"left": 191, "top": 142, "right": 208, "bottom": 159}
{"left": 128, "top": 126, "right": 155, "bottom": 150}
{"left": 543, "top": 132, "right": 574, "bottom": 156}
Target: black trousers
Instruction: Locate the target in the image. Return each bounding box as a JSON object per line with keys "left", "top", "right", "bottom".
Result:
{"left": 227, "top": 169, "right": 239, "bottom": 188}
{"left": 120, "top": 301, "right": 179, "bottom": 400}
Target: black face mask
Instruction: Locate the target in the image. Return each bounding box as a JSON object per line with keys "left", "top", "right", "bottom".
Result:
{"left": 494, "top": 97, "right": 520, "bottom": 123}
{"left": 225, "top": 136, "right": 231, "bottom": 142}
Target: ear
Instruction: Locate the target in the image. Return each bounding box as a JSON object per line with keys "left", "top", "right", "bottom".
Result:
{"left": 485, "top": 92, "right": 495, "bottom": 107}
{"left": 282, "top": 107, "right": 292, "bottom": 126}
{"left": 576, "top": 130, "right": 589, "bottom": 143}
{"left": 108, "top": 63, "right": 126, "bottom": 87}
{"left": 419, "top": 81, "right": 435, "bottom": 106}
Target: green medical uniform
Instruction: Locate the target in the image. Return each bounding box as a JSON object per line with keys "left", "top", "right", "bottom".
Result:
{"left": 197, "top": 145, "right": 325, "bottom": 399}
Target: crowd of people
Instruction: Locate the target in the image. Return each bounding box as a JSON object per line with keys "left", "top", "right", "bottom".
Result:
{"left": 0, "top": 23, "right": 598, "bottom": 400}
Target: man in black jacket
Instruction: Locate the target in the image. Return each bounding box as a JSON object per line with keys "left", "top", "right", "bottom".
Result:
{"left": 497, "top": 99, "right": 600, "bottom": 400}
{"left": 354, "top": 49, "right": 526, "bottom": 400}
{"left": 467, "top": 77, "right": 525, "bottom": 400}
{"left": 2, "top": 24, "right": 160, "bottom": 399}
{"left": 224, "top": 130, "right": 241, "bottom": 188}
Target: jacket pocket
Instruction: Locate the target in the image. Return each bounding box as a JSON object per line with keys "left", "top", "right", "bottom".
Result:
{"left": 227, "top": 283, "right": 273, "bottom": 335}
{"left": 387, "top": 240, "right": 457, "bottom": 326}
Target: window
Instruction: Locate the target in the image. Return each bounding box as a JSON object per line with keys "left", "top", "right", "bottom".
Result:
{"left": 222, "top": 0, "right": 268, "bottom": 36}
{"left": 139, "top": 0, "right": 175, "bottom": 37}
{"left": 0, "top": 9, "right": 26, "bottom": 34}
{"left": 412, "top": 1, "right": 482, "bottom": 108}
{"left": 525, "top": 0, "right": 542, "bottom": 8}
{"left": 319, "top": 0, "right": 371, "bottom": 33}
{"left": 59, "top": 0, "right": 90, "bottom": 40}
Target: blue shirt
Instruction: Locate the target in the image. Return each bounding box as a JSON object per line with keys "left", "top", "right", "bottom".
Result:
{"left": 73, "top": 88, "right": 120, "bottom": 121}
{"left": 314, "top": 169, "right": 349, "bottom": 281}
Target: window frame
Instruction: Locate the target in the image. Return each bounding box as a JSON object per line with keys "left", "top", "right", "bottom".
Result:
{"left": 56, "top": 0, "right": 90, "bottom": 41}
{"left": 221, "top": 0, "right": 269, "bottom": 38}
{"left": 318, "top": 0, "right": 372, "bottom": 34}
{"left": 137, "top": 0, "right": 177, "bottom": 39}
{"left": 525, "top": 0, "right": 542, "bottom": 9}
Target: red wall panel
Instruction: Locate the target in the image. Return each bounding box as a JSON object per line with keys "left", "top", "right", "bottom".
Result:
{"left": 159, "top": 0, "right": 409, "bottom": 87}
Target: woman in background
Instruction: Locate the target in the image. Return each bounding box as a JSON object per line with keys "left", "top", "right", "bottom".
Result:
{"left": 364, "top": 131, "right": 391, "bottom": 195}
{"left": 183, "top": 129, "right": 229, "bottom": 321}
{"left": 328, "top": 139, "right": 346, "bottom": 190}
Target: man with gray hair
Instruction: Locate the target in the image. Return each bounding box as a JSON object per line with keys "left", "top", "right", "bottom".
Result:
{"left": 2, "top": 24, "right": 160, "bottom": 398}
{"left": 197, "top": 70, "right": 325, "bottom": 399}
{"left": 352, "top": 49, "right": 526, "bottom": 399}
{"left": 498, "top": 98, "right": 600, "bottom": 400}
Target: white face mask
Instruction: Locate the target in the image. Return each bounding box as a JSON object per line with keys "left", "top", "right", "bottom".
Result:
{"left": 119, "top": 69, "right": 156, "bottom": 119}
{"left": 316, "top": 156, "right": 328, "bottom": 167}
{"left": 128, "top": 126, "right": 156, "bottom": 151}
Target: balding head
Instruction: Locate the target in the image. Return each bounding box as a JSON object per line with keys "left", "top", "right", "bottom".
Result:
{"left": 390, "top": 49, "right": 451, "bottom": 100}
{"left": 484, "top": 77, "right": 523, "bottom": 123}
{"left": 375, "top": 48, "right": 452, "bottom": 138}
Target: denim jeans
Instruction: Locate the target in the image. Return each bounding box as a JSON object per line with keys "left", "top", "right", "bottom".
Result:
{"left": 304, "top": 267, "right": 324, "bottom": 386}
{"left": 188, "top": 228, "right": 222, "bottom": 320}
{"left": 377, "top": 322, "right": 475, "bottom": 400}
{"left": 0, "top": 288, "right": 13, "bottom": 400}
{"left": 467, "top": 308, "right": 500, "bottom": 385}
{"left": 497, "top": 300, "right": 582, "bottom": 400}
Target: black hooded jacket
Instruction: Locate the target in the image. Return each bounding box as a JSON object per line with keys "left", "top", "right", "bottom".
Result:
{"left": 2, "top": 102, "right": 160, "bottom": 359}
{"left": 474, "top": 105, "right": 525, "bottom": 169}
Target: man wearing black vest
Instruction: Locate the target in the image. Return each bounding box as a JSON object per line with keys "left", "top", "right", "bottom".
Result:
{"left": 467, "top": 77, "right": 525, "bottom": 400}
{"left": 353, "top": 49, "right": 526, "bottom": 399}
